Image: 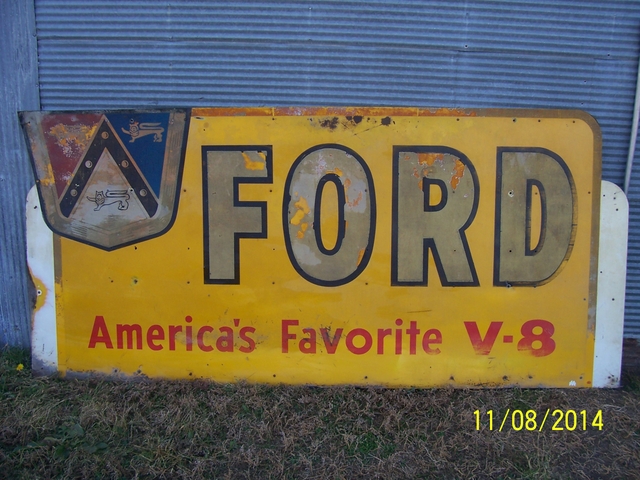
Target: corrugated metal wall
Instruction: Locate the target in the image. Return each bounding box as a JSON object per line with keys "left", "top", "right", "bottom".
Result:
{"left": 0, "top": 0, "right": 40, "bottom": 348}
{"left": 27, "top": 1, "right": 640, "bottom": 338}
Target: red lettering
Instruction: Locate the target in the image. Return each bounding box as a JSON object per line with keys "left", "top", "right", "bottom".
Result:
{"left": 216, "top": 326, "right": 234, "bottom": 352}
{"left": 517, "top": 319, "right": 555, "bottom": 357}
{"left": 406, "top": 321, "right": 420, "bottom": 355}
{"left": 422, "top": 328, "right": 442, "bottom": 355}
{"left": 197, "top": 326, "right": 214, "bottom": 352}
{"left": 185, "top": 316, "right": 193, "bottom": 351}
{"left": 346, "top": 328, "right": 372, "bottom": 355}
{"left": 464, "top": 321, "right": 502, "bottom": 355}
{"left": 320, "top": 327, "right": 343, "bottom": 354}
{"left": 185, "top": 326, "right": 193, "bottom": 351}
{"left": 169, "top": 325, "right": 182, "bottom": 351}
{"left": 282, "top": 319, "right": 298, "bottom": 353}
{"left": 147, "top": 325, "right": 164, "bottom": 351}
{"left": 300, "top": 328, "right": 317, "bottom": 354}
{"left": 116, "top": 324, "right": 143, "bottom": 350}
{"left": 395, "top": 318, "right": 403, "bottom": 354}
{"left": 377, "top": 328, "right": 392, "bottom": 354}
{"left": 239, "top": 326, "right": 256, "bottom": 353}
{"left": 88, "top": 315, "right": 113, "bottom": 349}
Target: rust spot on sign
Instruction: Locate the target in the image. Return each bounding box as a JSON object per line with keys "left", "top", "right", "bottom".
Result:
{"left": 274, "top": 106, "right": 417, "bottom": 117}
{"left": 348, "top": 191, "right": 363, "bottom": 207}
{"left": 192, "top": 107, "right": 273, "bottom": 116}
{"left": 192, "top": 106, "right": 483, "bottom": 120}
{"left": 319, "top": 117, "right": 340, "bottom": 130}
{"left": 418, "top": 153, "right": 444, "bottom": 166}
{"left": 418, "top": 108, "right": 478, "bottom": 117}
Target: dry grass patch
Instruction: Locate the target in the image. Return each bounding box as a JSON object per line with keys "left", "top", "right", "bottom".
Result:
{"left": 1, "top": 347, "right": 639, "bottom": 479}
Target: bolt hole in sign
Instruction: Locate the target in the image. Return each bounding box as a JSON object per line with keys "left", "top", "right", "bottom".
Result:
{"left": 21, "top": 107, "right": 605, "bottom": 387}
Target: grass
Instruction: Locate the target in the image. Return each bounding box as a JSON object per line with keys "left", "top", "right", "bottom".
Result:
{"left": 1, "top": 347, "right": 639, "bottom": 479}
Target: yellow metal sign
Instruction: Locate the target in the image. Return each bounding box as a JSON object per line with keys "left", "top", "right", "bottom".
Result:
{"left": 23, "top": 107, "right": 601, "bottom": 387}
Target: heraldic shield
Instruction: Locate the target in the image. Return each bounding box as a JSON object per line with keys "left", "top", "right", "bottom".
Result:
{"left": 20, "top": 109, "right": 190, "bottom": 250}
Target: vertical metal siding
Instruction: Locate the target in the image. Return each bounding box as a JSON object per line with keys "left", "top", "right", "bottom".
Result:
{"left": 0, "top": 0, "right": 40, "bottom": 348}
{"left": 33, "top": 0, "right": 640, "bottom": 336}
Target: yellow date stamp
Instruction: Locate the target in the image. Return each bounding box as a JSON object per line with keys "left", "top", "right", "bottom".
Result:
{"left": 474, "top": 409, "right": 603, "bottom": 431}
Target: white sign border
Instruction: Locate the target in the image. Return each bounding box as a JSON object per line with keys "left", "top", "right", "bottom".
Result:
{"left": 27, "top": 185, "right": 57, "bottom": 375}
{"left": 593, "top": 180, "right": 628, "bottom": 387}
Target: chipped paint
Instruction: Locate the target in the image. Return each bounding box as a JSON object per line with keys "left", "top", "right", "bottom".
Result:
{"left": 290, "top": 208, "right": 306, "bottom": 226}
{"left": 291, "top": 196, "right": 310, "bottom": 226}
{"left": 451, "top": 159, "right": 466, "bottom": 190}
{"left": 47, "top": 122, "right": 97, "bottom": 158}
{"left": 343, "top": 177, "right": 363, "bottom": 207}
{"left": 291, "top": 195, "right": 311, "bottom": 240}
{"left": 38, "top": 162, "right": 56, "bottom": 187}
{"left": 242, "top": 151, "right": 266, "bottom": 171}
{"left": 343, "top": 177, "right": 368, "bottom": 214}
{"left": 418, "top": 153, "right": 444, "bottom": 166}
{"left": 296, "top": 222, "right": 309, "bottom": 239}
{"left": 412, "top": 153, "right": 456, "bottom": 191}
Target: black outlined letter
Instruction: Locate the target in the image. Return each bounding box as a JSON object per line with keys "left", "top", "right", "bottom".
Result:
{"left": 494, "top": 148, "right": 575, "bottom": 286}
{"left": 283, "top": 145, "right": 376, "bottom": 286}
{"left": 392, "top": 147, "right": 479, "bottom": 286}
{"left": 203, "top": 146, "right": 272, "bottom": 283}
